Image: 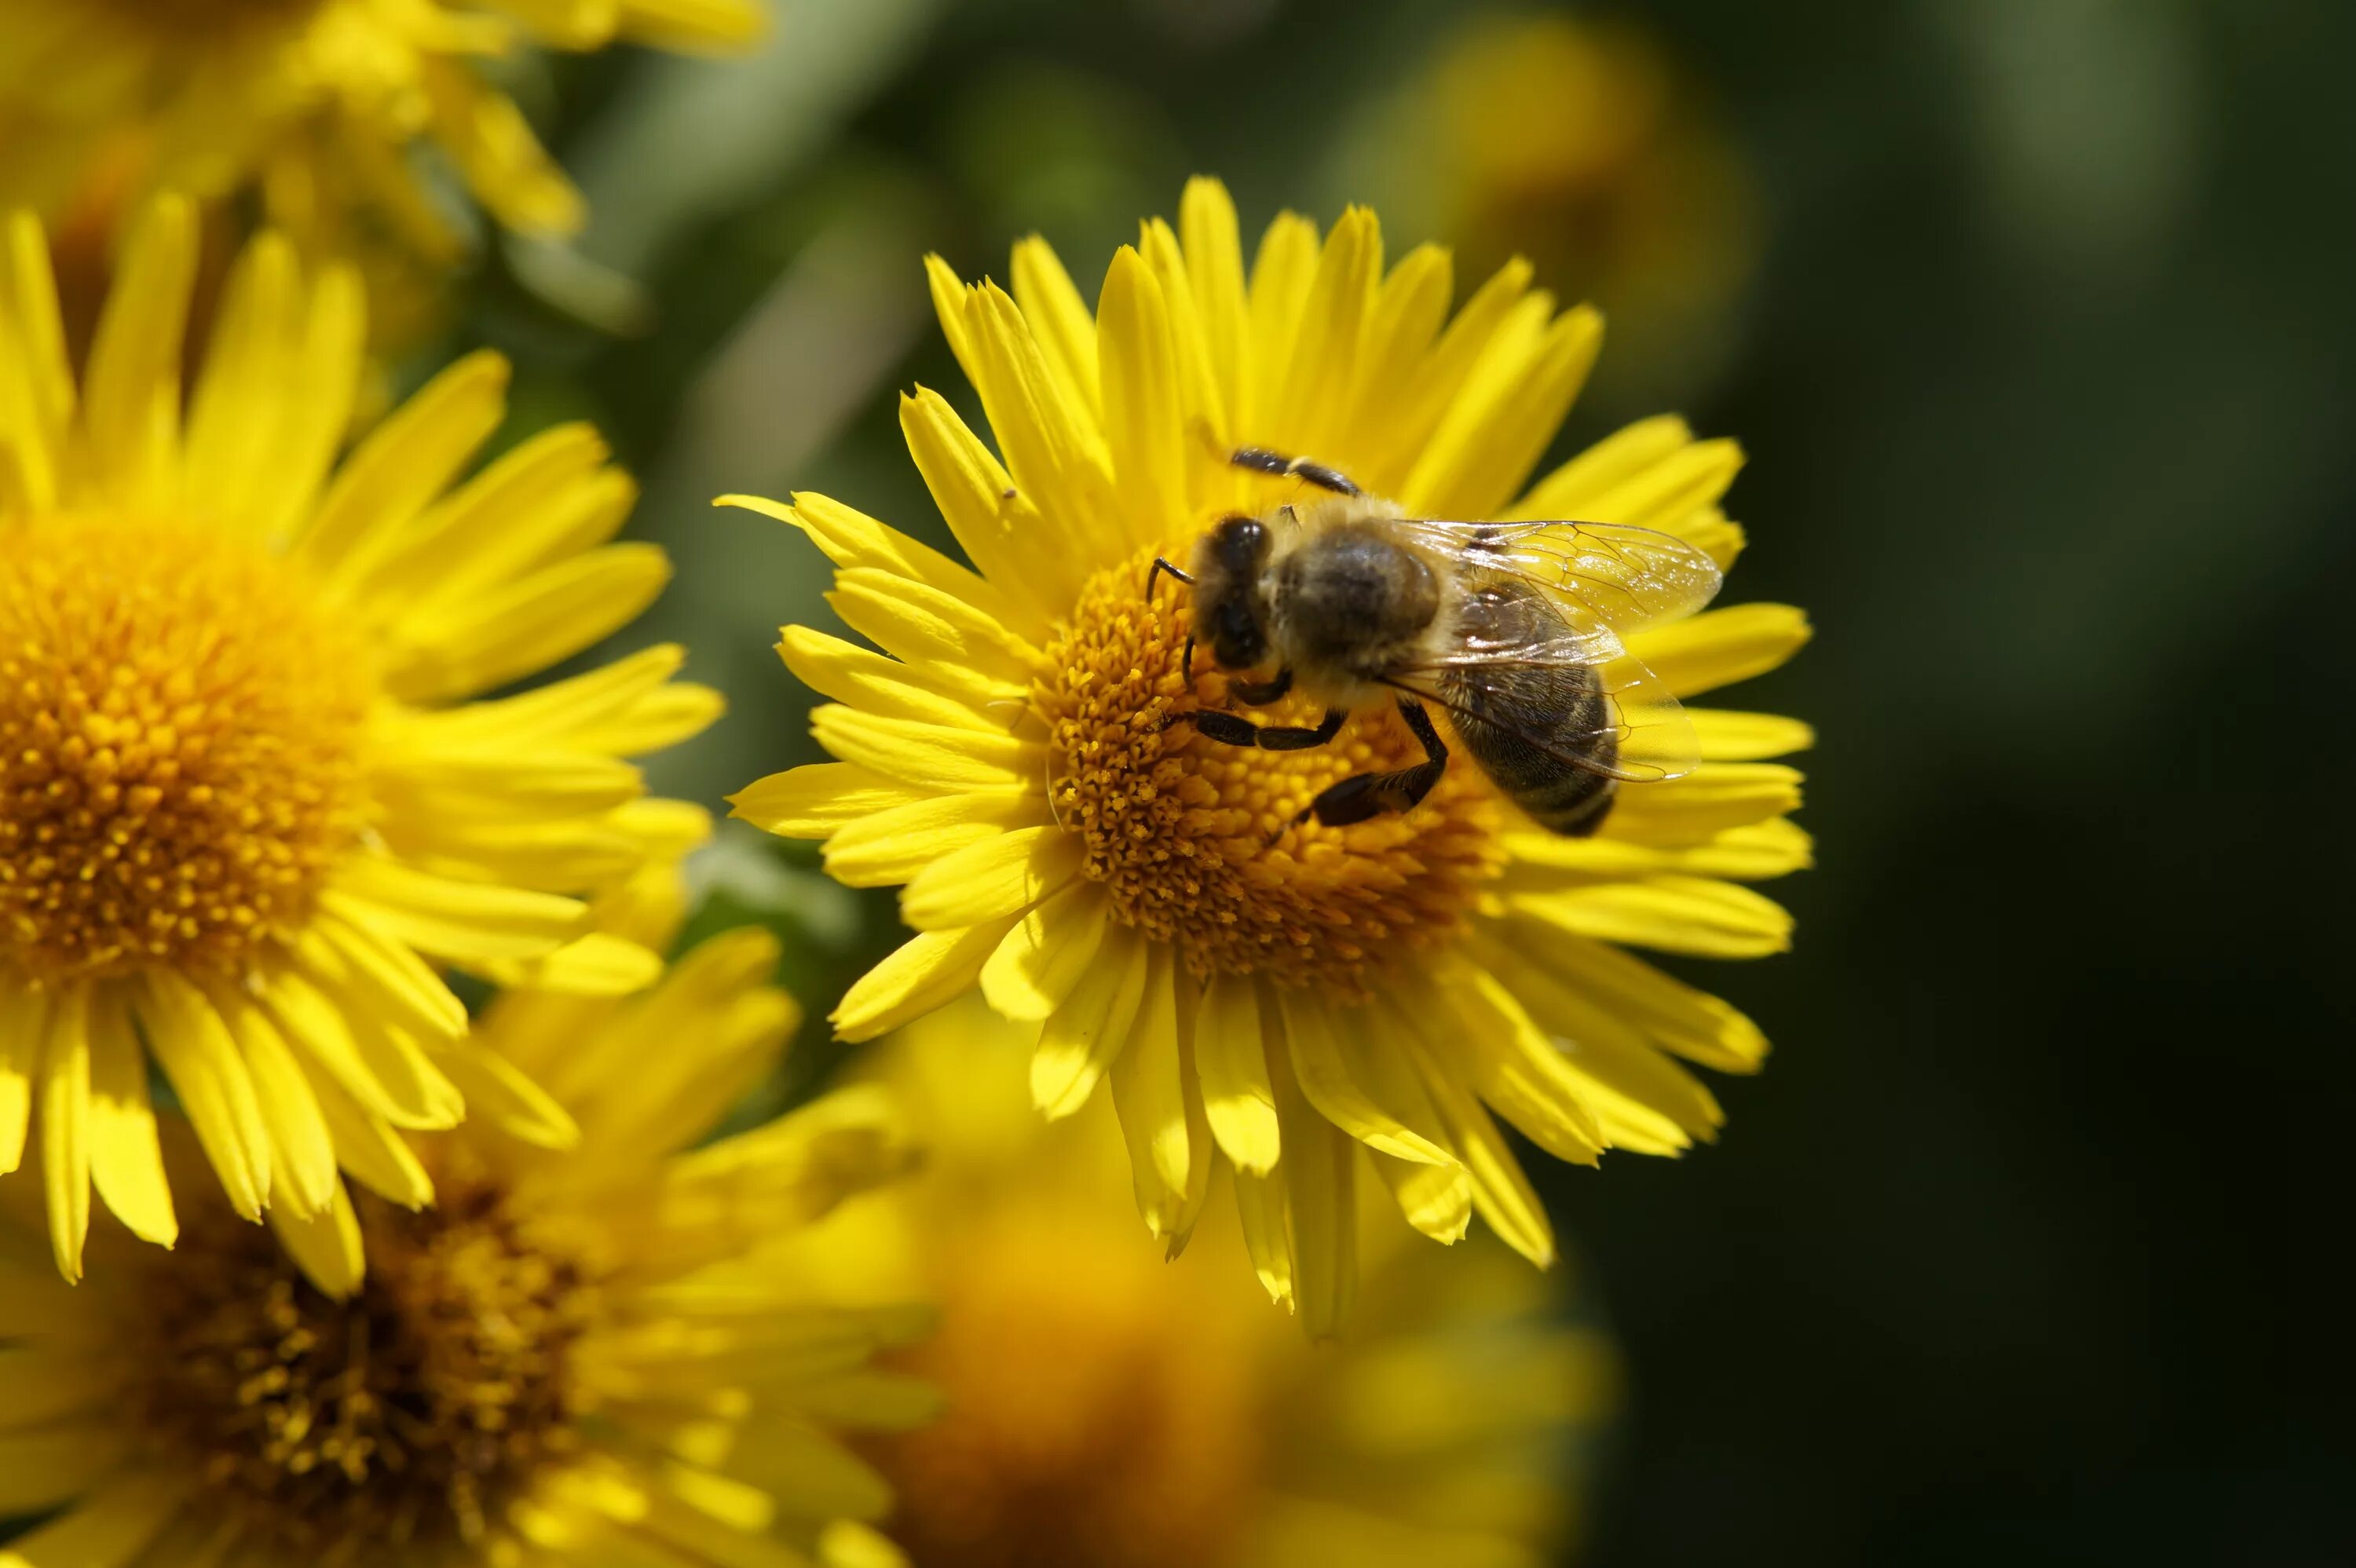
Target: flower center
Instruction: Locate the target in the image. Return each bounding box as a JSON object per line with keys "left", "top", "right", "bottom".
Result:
{"left": 0, "top": 519, "right": 372, "bottom": 984}
{"left": 870, "top": 1220, "right": 1262, "bottom": 1568}
{"left": 1035, "top": 546, "right": 1505, "bottom": 997}
{"left": 124, "top": 1178, "right": 595, "bottom": 1559}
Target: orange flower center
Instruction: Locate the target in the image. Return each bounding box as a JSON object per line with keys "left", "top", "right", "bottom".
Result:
{"left": 0, "top": 520, "right": 372, "bottom": 983}
{"left": 125, "top": 1177, "right": 595, "bottom": 1559}
{"left": 1033, "top": 546, "right": 1505, "bottom": 998}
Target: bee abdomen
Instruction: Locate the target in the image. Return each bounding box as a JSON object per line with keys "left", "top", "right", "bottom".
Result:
{"left": 1439, "top": 581, "right": 1620, "bottom": 838}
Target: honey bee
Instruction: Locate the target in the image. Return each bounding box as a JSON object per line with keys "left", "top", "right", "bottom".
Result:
{"left": 1148, "top": 446, "right": 1723, "bottom": 837}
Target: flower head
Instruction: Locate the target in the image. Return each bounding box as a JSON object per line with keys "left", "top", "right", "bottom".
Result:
{"left": 0, "top": 0, "right": 764, "bottom": 266}
{"left": 730, "top": 179, "right": 1811, "bottom": 1332}
{"left": 0, "top": 197, "right": 718, "bottom": 1278}
{"left": 0, "top": 863, "right": 931, "bottom": 1567}
{"left": 810, "top": 1003, "right": 1615, "bottom": 1566}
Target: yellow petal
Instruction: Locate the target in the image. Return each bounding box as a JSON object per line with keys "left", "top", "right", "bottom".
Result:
{"left": 1506, "top": 817, "right": 1813, "bottom": 882}
{"left": 825, "top": 791, "right": 1048, "bottom": 890}
{"left": 324, "top": 858, "right": 586, "bottom": 965}
{"left": 1096, "top": 246, "right": 1190, "bottom": 549}
{"left": 1275, "top": 990, "right": 1453, "bottom": 1167}
{"left": 958, "top": 280, "right": 1122, "bottom": 551}
{"left": 979, "top": 879, "right": 1109, "bottom": 1022}
{"left": 1628, "top": 602, "right": 1813, "bottom": 699}
{"left": 1420, "top": 966, "right": 1603, "bottom": 1167}
{"left": 1603, "top": 764, "right": 1805, "bottom": 846}
{"left": 1012, "top": 234, "right": 1101, "bottom": 421}
{"left": 138, "top": 975, "right": 272, "bottom": 1220}
{"left": 1406, "top": 300, "right": 1603, "bottom": 520}
{"left": 1179, "top": 176, "right": 1253, "bottom": 436}
{"left": 898, "top": 825, "right": 1084, "bottom": 930}
{"left": 210, "top": 992, "right": 339, "bottom": 1219}
{"left": 1506, "top": 876, "right": 1794, "bottom": 959}
{"left": 269, "top": 1181, "right": 365, "bottom": 1299}
{"left": 1244, "top": 209, "right": 1320, "bottom": 430}
{"left": 1030, "top": 925, "right": 1149, "bottom": 1117}
{"left": 1474, "top": 918, "right": 1769, "bottom": 1073}
{"left": 1233, "top": 1163, "right": 1294, "bottom": 1310}
{"left": 385, "top": 542, "right": 672, "bottom": 704}
{"left": 827, "top": 567, "right": 1038, "bottom": 685}
{"left": 301, "top": 350, "right": 508, "bottom": 577}
{"left": 256, "top": 966, "right": 460, "bottom": 1132}
{"left": 0, "top": 210, "right": 74, "bottom": 512}
{"left": 1397, "top": 1018, "right": 1555, "bottom": 1266}
{"left": 778, "top": 624, "right": 1015, "bottom": 729}
{"left": 434, "top": 1047, "right": 580, "bottom": 1150}
{"left": 1688, "top": 707, "right": 1816, "bottom": 760}
{"left": 0, "top": 974, "right": 47, "bottom": 1175}
{"left": 1194, "top": 973, "right": 1279, "bottom": 1174}
{"left": 1107, "top": 948, "right": 1200, "bottom": 1241}
{"left": 897, "top": 387, "right": 1070, "bottom": 631}
{"left": 833, "top": 921, "right": 1015, "bottom": 1044}
{"left": 729, "top": 763, "right": 925, "bottom": 839}
{"left": 1265, "top": 1028, "right": 1356, "bottom": 1340}
{"left": 82, "top": 195, "right": 195, "bottom": 510}
{"left": 37, "top": 985, "right": 91, "bottom": 1281}
{"left": 85, "top": 989, "right": 174, "bottom": 1248}
{"left": 1268, "top": 205, "right": 1379, "bottom": 458}
{"left": 809, "top": 706, "right": 1037, "bottom": 795}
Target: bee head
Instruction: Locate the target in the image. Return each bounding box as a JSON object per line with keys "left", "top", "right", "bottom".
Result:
{"left": 1191, "top": 514, "right": 1272, "bottom": 670}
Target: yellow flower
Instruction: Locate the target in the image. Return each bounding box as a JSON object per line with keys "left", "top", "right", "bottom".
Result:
{"left": 807, "top": 1002, "right": 1616, "bottom": 1567}
{"left": 0, "top": 862, "right": 932, "bottom": 1568}
{"left": 0, "top": 197, "right": 719, "bottom": 1281}
{"left": 0, "top": 0, "right": 764, "bottom": 264}
{"left": 1360, "top": 13, "right": 1759, "bottom": 396}
{"left": 726, "top": 179, "right": 1812, "bottom": 1332}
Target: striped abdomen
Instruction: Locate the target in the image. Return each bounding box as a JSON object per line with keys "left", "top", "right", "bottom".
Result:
{"left": 1435, "top": 579, "right": 1619, "bottom": 836}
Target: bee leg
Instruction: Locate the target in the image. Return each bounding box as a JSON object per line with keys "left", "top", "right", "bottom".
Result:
{"left": 1293, "top": 698, "right": 1449, "bottom": 829}
{"left": 1183, "top": 706, "right": 1345, "bottom": 751}
{"left": 1229, "top": 446, "right": 1363, "bottom": 497}
{"left": 1146, "top": 557, "right": 1195, "bottom": 597}
{"left": 1227, "top": 667, "right": 1293, "bottom": 707}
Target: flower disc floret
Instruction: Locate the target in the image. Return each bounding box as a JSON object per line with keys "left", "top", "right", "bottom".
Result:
{"left": 1040, "top": 547, "right": 1504, "bottom": 996}
{"left": 0, "top": 519, "right": 371, "bottom": 983}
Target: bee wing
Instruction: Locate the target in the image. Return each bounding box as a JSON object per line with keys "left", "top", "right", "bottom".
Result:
{"left": 1388, "top": 644, "right": 1701, "bottom": 784}
{"left": 1392, "top": 517, "right": 1725, "bottom": 636}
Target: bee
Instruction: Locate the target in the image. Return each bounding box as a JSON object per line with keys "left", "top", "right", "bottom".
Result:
{"left": 1147, "top": 446, "right": 1722, "bottom": 837}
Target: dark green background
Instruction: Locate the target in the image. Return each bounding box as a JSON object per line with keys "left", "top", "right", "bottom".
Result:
{"left": 463, "top": 2, "right": 2348, "bottom": 1561}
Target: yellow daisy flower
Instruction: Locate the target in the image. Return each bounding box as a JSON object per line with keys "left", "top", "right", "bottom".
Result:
{"left": 809, "top": 1002, "right": 1615, "bottom": 1567}
{"left": 1383, "top": 12, "right": 1760, "bottom": 393}
{"left": 729, "top": 180, "right": 1811, "bottom": 1333}
{"left": 0, "top": 197, "right": 719, "bottom": 1281}
{"left": 0, "top": 862, "right": 932, "bottom": 1568}
{"left": 0, "top": 0, "right": 764, "bottom": 263}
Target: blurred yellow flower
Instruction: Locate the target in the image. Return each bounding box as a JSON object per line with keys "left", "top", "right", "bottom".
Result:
{"left": 0, "top": 197, "right": 718, "bottom": 1280}
{"left": 0, "top": 863, "right": 933, "bottom": 1568}
{"left": 813, "top": 1002, "right": 1616, "bottom": 1568}
{"left": 726, "top": 180, "right": 1811, "bottom": 1332}
{"left": 1356, "top": 12, "right": 1760, "bottom": 397}
{"left": 0, "top": 0, "right": 764, "bottom": 264}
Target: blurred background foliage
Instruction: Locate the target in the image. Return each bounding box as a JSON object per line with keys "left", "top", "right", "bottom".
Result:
{"left": 395, "top": 0, "right": 2343, "bottom": 1561}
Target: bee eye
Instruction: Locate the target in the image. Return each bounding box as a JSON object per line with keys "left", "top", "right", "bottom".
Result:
{"left": 1212, "top": 515, "right": 1267, "bottom": 573}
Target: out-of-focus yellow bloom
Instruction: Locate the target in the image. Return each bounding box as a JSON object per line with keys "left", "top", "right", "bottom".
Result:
{"left": 0, "top": 0, "right": 765, "bottom": 265}
{"left": 806, "top": 1000, "right": 1616, "bottom": 1568}
{"left": 0, "top": 863, "right": 933, "bottom": 1568}
{"left": 1363, "top": 13, "right": 1759, "bottom": 394}
{"left": 727, "top": 179, "right": 1810, "bottom": 1332}
{"left": 0, "top": 198, "right": 719, "bottom": 1281}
